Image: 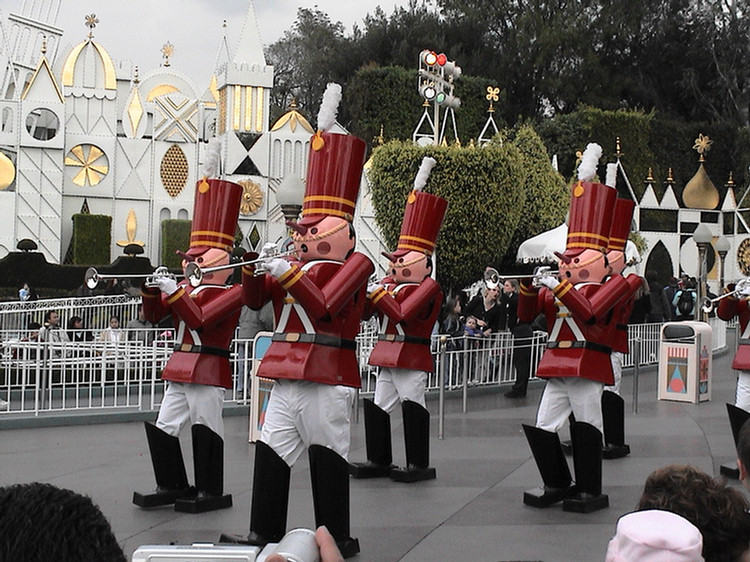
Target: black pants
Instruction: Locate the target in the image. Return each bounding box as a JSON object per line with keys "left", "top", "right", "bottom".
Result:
{"left": 511, "top": 324, "right": 533, "bottom": 393}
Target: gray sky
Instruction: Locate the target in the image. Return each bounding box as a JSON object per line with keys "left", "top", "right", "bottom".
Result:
{"left": 7, "top": 0, "right": 415, "bottom": 89}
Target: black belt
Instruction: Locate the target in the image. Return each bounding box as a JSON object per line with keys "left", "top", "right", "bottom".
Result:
{"left": 272, "top": 333, "right": 357, "bottom": 350}
{"left": 378, "top": 334, "right": 431, "bottom": 346}
{"left": 173, "top": 343, "right": 230, "bottom": 358}
{"left": 740, "top": 339, "right": 750, "bottom": 346}
{"left": 616, "top": 323, "right": 628, "bottom": 331}
{"left": 547, "top": 340, "right": 612, "bottom": 354}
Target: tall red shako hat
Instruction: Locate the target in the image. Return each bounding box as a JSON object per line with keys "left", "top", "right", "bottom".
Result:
{"left": 603, "top": 162, "right": 634, "bottom": 254}
{"left": 384, "top": 157, "right": 448, "bottom": 261}
{"left": 186, "top": 138, "right": 242, "bottom": 257}
{"left": 557, "top": 143, "right": 616, "bottom": 263}
{"left": 296, "top": 83, "right": 366, "bottom": 229}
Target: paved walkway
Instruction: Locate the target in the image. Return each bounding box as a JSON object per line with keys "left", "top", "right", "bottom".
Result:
{"left": 0, "top": 331, "right": 743, "bottom": 562}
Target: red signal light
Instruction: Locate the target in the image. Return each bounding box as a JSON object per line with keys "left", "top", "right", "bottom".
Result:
{"left": 436, "top": 53, "right": 447, "bottom": 66}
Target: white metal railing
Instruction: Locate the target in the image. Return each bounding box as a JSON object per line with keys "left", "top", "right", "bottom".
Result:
{"left": 0, "top": 293, "right": 731, "bottom": 417}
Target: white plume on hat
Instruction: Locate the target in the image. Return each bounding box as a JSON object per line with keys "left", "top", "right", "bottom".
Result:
{"left": 413, "top": 157, "right": 437, "bottom": 191}
{"left": 201, "top": 137, "right": 222, "bottom": 178}
{"left": 605, "top": 163, "right": 618, "bottom": 188}
{"left": 577, "top": 142, "right": 603, "bottom": 181}
{"left": 316, "top": 83, "right": 342, "bottom": 133}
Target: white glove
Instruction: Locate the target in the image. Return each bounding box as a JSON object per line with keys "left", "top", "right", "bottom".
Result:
{"left": 259, "top": 242, "right": 279, "bottom": 260}
{"left": 537, "top": 274, "right": 560, "bottom": 291}
{"left": 367, "top": 281, "right": 383, "bottom": 294}
{"left": 154, "top": 276, "right": 179, "bottom": 295}
{"left": 263, "top": 257, "right": 292, "bottom": 278}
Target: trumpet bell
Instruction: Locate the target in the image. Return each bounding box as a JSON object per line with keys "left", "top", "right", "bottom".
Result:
{"left": 84, "top": 267, "right": 100, "bottom": 290}
{"left": 700, "top": 296, "right": 714, "bottom": 314}
{"left": 484, "top": 267, "right": 500, "bottom": 290}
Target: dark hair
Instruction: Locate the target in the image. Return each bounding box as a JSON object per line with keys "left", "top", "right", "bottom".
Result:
{"left": 67, "top": 316, "right": 83, "bottom": 330}
{"left": 28, "top": 322, "right": 41, "bottom": 331}
{"left": 0, "top": 482, "right": 126, "bottom": 562}
{"left": 636, "top": 464, "right": 750, "bottom": 562}
{"left": 43, "top": 310, "right": 56, "bottom": 323}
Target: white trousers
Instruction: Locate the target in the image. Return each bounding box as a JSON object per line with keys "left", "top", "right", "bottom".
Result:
{"left": 260, "top": 379, "right": 356, "bottom": 467}
{"left": 374, "top": 367, "right": 427, "bottom": 414}
{"left": 737, "top": 371, "right": 750, "bottom": 411}
{"left": 536, "top": 377, "right": 604, "bottom": 434}
{"left": 156, "top": 381, "right": 225, "bottom": 439}
{"left": 604, "top": 351, "right": 623, "bottom": 395}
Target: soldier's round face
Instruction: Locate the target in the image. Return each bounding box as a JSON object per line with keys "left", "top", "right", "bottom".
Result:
{"left": 559, "top": 248, "right": 608, "bottom": 284}
{"left": 293, "top": 216, "right": 353, "bottom": 261}
{"left": 390, "top": 250, "right": 430, "bottom": 283}
{"left": 608, "top": 250, "right": 625, "bottom": 275}
{"left": 182, "top": 248, "right": 231, "bottom": 285}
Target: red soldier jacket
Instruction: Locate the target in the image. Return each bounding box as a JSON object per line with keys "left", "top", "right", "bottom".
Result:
{"left": 717, "top": 295, "right": 750, "bottom": 370}
{"left": 367, "top": 277, "right": 443, "bottom": 373}
{"left": 142, "top": 283, "right": 243, "bottom": 389}
{"left": 243, "top": 253, "right": 374, "bottom": 387}
{"left": 610, "top": 275, "right": 642, "bottom": 354}
{"left": 517, "top": 275, "right": 641, "bottom": 384}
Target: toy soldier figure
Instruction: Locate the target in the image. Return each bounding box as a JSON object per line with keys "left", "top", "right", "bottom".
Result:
{"left": 222, "top": 84, "right": 373, "bottom": 558}
{"left": 133, "top": 152, "right": 243, "bottom": 513}
{"left": 518, "top": 144, "right": 641, "bottom": 513}
{"left": 716, "top": 278, "right": 750, "bottom": 478}
{"left": 350, "top": 157, "right": 447, "bottom": 482}
{"left": 602, "top": 194, "right": 637, "bottom": 459}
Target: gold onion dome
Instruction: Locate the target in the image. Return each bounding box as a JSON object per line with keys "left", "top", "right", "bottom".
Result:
{"left": 682, "top": 133, "right": 719, "bottom": 210}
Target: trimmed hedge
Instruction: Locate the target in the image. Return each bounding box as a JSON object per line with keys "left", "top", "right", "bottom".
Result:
{"left": 160, "top": 220, "right": 191, "bottom": 270}
{"left": 72, "top": 214, "right": 111, "bottom": 265}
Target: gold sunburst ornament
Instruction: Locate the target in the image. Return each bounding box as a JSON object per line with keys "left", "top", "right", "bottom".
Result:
{"left": 65, "top": 144, "right": 109, "bottom": 186}
{"left": 693, "top": 133, "right": 713, "bottom": 162}
{"left": 239, "top": 180, "right": 263, "bottom": 215}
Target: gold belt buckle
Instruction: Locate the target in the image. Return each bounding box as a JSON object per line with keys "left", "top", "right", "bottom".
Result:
{"left": 385, "top": 334, "right": 396, "bottom": 341}
{"left": 285, "top": 333, "right": 300, "bottom": 342}
{"left": 558, "top": 341, "right": 572, "bottom": 349}
{"left": 180, "top": 343, "right": 192, "bottom": 352}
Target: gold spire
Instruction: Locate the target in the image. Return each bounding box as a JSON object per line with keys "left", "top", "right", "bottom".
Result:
{"left": 683, "top": 133, "right": 719, "bottom": 209}
{"left": 726, "top": 171, "right": 735, "bottom": 189}
{"left": 644, "top": 167, "right": 655, "bottom": 184}
{"left": 665, "top": 167, "right": 675, "bottom": 186}
{"left": 615, "top": 137, "right": 623, "bottom": 159}
{"left": 486, "top": 86, "right": 499, "bottom": 113}
{"left": 161, "top": 42, "right": 174, "bottom": 67}
{"left": 85, "top": 14, "right": 98, "bottom": 39}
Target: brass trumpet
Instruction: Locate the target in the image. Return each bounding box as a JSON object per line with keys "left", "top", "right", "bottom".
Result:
{"left": 700, "top": 278, "right": 750, "bottom": 313}
{"left": 484, "top": 266, "right": 559, "bottom": 289}
{"left": 84, "top": 266, "right": 181, "bottom": 290}
{"left": 185, "top": 248, "right": 298, "bottom": 287}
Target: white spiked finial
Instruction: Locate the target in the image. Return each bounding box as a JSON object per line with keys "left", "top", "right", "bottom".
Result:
{"left": 201, "top": 137, "right": 222, "bottom": 178}
{"left": 316, "top": 83, "right": 342, "bottom": 133}
{"left": 413, "top": 157, "right": 437, "bottom": 191}
{"left": 577, "top": 142, "right": 602, "bottom": 181}
{"left": 605, "top": 163, "right": 617, "bottom": 188}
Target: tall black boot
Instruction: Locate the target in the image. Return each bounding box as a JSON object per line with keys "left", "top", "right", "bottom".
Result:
{"left": 602, "top": 390, "right": 630, "bottom": 459}
{"left": 720, "top": 404, "right": 750, "bottom": 478}
{"left": 349, "top": 398, "right": 394, "bottom": 478}
{"left": 390, "top": 400, "right": 436, "bottom": 482}
{"left": 133, "top": 422, "right": 192, "bottom": 507}
{"left": 561, "top": 412, "right": 576, "bottom": 455}
{"left": 563, "top": 421, "right": 609, "bottom": 513}
{"left": 220, "top": 441, "right": 290, "bottom": 546}
{"left": 175, "top": 424, "right": 233, "bottom": 513}
{"left": 522, "top": 424, "right": 573, "bottom": 507}
{"left": 309, "top": 444, "right": 360, "bottom": 559}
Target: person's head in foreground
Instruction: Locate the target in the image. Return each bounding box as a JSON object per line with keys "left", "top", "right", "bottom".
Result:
{"left": 636, "top": 464, "right": 750, "bottom": 562}
{"left": 606, "top": 509, "right": 704, "bottom": 562}
{"left": 0, "top": 482, "right": 126, "bottom": 562}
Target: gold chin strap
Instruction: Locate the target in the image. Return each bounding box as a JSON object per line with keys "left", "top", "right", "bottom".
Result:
{"left": 198, "top": 252, "right": 228, "bottom": 269}
{"left": 293, "top": 220, "right": 348, "bottom": 242}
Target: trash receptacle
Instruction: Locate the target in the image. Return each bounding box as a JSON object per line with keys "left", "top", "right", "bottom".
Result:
{"left": 658, "top": 321, "right": 711, "bottom": 403}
